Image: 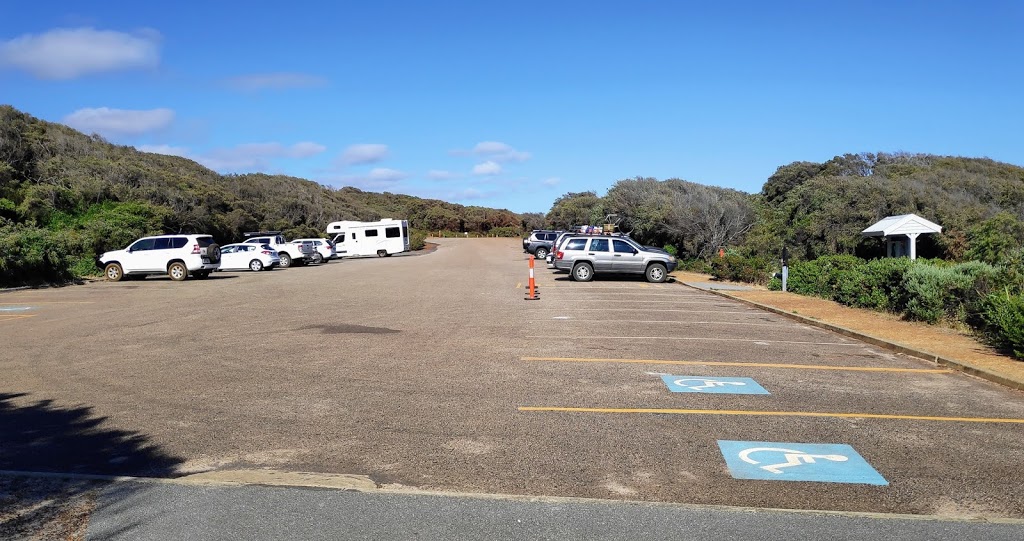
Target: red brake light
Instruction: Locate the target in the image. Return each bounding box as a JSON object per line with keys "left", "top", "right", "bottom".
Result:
{"left": 192, "top": 244, "right": 200, "bottom": 254}
{"left": 556, "top": 251, "right": 564, "bottom": 259}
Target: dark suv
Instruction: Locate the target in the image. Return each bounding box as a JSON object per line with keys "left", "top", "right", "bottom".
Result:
{"left": 522, "top": 230, "right": 563, "bottom": 259}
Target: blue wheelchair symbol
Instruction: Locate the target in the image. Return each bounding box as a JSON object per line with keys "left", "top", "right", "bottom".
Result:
{"left": 718, "top": 441, "right": 888, "bottom": 485}
{"left": 661, "top": 375, "right": 769, "bottom": 395}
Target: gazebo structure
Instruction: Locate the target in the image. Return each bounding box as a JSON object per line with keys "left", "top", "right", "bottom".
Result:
{"left": 861, "top": 214, "right": 942, "bottom": 260}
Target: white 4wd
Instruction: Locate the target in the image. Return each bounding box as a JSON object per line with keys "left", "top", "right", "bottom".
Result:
{"left": 100, "top": 234, "right": 221, "bottom": 281}
{"left": 242, "top": 232, "right": 314, "bottom": 268}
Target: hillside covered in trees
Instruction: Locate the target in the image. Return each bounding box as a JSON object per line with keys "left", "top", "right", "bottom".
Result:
{"left": 0, "top": 105, "right": 520, "bottom": 285}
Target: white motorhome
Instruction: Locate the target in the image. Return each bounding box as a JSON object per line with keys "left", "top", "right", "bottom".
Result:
{"left": 326, "top": 219, "right": 410, "bottom": 258}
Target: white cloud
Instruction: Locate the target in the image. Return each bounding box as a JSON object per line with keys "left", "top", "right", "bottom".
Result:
{"left": 289, "top": 141, "right": 327, "bottom": 158}
{"left": 339, "top": 144, "right": 389, "bottom": 165}
{"left": 136, "top": 144, "right": 190, "bottom": 157}
{"left": 0, "top": 27, "right": 160, "bottom": 80}
{"left": 472, "top": 161, "right": 502, "bottom": 176}
{"left": 543, "top": 177, "right": 561, "bottom": 187}
{"left": 223, "top": 72, "right": 328, "bottom": 91}
{"left": 367, "top": 168, "right": 407, "bottom": 182}
{"left": 472, "top": 141, "right": 530, "bottom": 162}
{"left": 63, "top": 107, "right": 174, "bottom": 136}
{"left": 195, "top": 142, "right": 326, "bottom": 172}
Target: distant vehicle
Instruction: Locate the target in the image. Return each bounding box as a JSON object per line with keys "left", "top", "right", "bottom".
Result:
{"left": 293, "top": 238, "right": 336, "bottom": 263}
{"left": 522, "top": 230, "right": 563, "bottom": 259}
{"left": 552, "top": 234, "right": 677, "bottom": 283}
{"left": 218, "top": 243, "right": 280, "bottom": 272}
{"left": 241, "top": 232, "right": 315, "bottom": 268}
{"left": 326, "top": 219, "right": 410, "bottom": 258}
{"left": 99, "top": 234, "right": 221, "bottom": 282}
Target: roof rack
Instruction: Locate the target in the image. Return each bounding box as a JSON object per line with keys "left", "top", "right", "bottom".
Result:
{"left": 243, "top": 231, "right": 282, "bottom": 237}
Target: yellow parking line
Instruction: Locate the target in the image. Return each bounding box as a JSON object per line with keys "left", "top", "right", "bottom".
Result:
{"left": 518, "top": 406, "right": 1024, "bottom": 424}
{"left": 521, "top": 357, "right": 950, "bottom": 374}
{"left": 0, "top": 301, "right": 93, "bottom": 304}
{"left": 0, "top": 314, "right": 36, "bottom": 322}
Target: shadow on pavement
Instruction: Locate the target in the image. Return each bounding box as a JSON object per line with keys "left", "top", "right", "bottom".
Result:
{"left": 0, "top": 392, "right": 182, "bottom": 476}
{"left": 0, "top": 392, "right": 182, "bottom": 538}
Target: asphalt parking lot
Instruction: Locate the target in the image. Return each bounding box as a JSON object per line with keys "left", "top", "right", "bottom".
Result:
{"left": 3, "top": 238, "right": 1024, "bottom": 518}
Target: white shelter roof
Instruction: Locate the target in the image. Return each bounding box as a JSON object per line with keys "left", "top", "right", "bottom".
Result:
{"left": 861, "top": 214, "right": 942, "bottom": 237}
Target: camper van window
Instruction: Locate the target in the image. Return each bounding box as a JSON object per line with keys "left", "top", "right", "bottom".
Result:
{"left": 385, "top": 227, "right": 400, "bottom": 238}
{"left": 336, "top": 233, "right": 345, "bottom": 243}
{"left": 365, "top": 229, "right": 379, "bottom": 237}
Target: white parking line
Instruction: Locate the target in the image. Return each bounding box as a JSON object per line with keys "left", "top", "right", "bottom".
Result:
{"left": 524, "top": 335, "right": 857, "bottom": 346}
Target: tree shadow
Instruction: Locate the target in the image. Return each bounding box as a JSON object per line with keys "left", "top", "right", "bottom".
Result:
{"left": 0, "top": 392, "right": 182, "bottom": 476}
{"left": 0, "top": 392, "right": 182, "bottom": 538}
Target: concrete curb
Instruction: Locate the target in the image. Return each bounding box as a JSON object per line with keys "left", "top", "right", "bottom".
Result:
{"left": 687, "top": 284, "right": 1024, "bottom": 392}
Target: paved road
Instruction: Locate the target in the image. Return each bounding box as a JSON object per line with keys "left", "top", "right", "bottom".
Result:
{"left": 85, "top": 480, "right": 1024, "bottom": 541}
{"left": 2, "top": 238, "right": 1024, "bottom": 522}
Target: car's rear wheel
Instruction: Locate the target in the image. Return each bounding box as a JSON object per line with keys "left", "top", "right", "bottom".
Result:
{"left": 104, "top": 263, "right": 124, "bottom": 282}
{"left": 534, "top": 247, "right": 549, "bottom": 259}
{"left": 572, "top": 262, "right": 594, "bottom": 282}
{"left": 279, "top": 253, "right": 292, "bottom": 268}
{"left": 377, "top": 250, "right": 387, "bottom": 257}
{"left": 168, "top": 262, "right": 188, "bottom": 281}
{"left": 646, "top": 263, "right": 668, "bottom": 283}
{"left": 313, "top": 253, "right": 324, "bottom": 264}
{"left": 249, "top": 259, "right": 264, "bottom": 272}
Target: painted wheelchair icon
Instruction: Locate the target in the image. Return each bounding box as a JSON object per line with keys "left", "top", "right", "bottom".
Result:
{"left": 717, "top": 441, "right": 888, "bottom": 485}
{"left": 661, "top": 375, "right": 770, "bottom": 395}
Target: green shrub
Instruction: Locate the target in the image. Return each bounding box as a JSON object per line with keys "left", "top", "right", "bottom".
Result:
{"left": 979, "top": 291, "right": 1024, "bottom": 359}
{"left": 901, "top": 261, "right": 998, "bottom": 324}
{"left": 408, "top": 229, "right": 427, "bottom": 251}
{"left": 709, "top": 254, "right": 772, "bottom": 285}
{"left": 487, "top": 226, "right": 519, "bottom": 237}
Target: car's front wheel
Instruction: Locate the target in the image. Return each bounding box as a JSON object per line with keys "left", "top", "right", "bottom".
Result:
{"left": 534, "top": 247, "right": 549, "bottom": 259}
{"left": 104, "top": 263, "right": 124, "bottom": 282}
{"left": 168, "top": 262, "right": 188, "bottom": 281}
{"left": 279, "top": 253, "right": 292, "bottom": 268}
{"left": 572, "top": 262, "right": 594, "bottom": 282}
{"left": 249, "top": 259, "right": 264, "bottom": 272}
{"left": 646, "top": 263, "right": 668, "bottom": 283}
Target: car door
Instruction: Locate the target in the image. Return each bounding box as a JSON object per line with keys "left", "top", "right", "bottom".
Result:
{"left": 219, "top": 245, "right": 240, "bottom": 270}
{"left": 123, "top": 238, "right": 157, "bottom": 272}
{"left": 587, "top": 238, "right": 613, "bottom": 272}
{"left": 612, "top": 238, "right": 643, "bottom": 272}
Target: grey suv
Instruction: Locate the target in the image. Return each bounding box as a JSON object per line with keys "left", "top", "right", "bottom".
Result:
{"left": 522, "top": 230, "right": 563, "bottom": 259}
{"left": 552, "top": 235, "right": 677, "bottom": 283}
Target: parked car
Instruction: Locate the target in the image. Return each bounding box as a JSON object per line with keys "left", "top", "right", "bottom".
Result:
{"left": 546, "top": 231, "right": 631, "bottom": 268}
{"left": 217, "top": 243, "right": 280, "bottom": 272}
{"left": 293, "top": 238, "right": 336, "bottom": 263}
{"left": 552, "top": 235, "right": 677, "bottom": 283}
{"left": 99, "top": 234, "right": 221, "bottom": 281}
{"left": 242, "top": 232, "right": 315, "bottom": 267}
{"left": 522, "top": 230, "right": 563, "bottom": 259}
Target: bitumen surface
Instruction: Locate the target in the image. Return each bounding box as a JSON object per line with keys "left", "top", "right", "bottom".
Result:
{"left": 2, "top": 238, "right": 1024, "bottom": 537}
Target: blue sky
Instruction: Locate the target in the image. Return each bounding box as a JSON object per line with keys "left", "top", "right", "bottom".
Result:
{"left": 2, "top": 1, "right": 1022, "bottom": 213}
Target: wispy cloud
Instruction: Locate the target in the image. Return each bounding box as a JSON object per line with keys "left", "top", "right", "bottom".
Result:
{"left": 472, "top": 141, "right": 531, "bottom": 163}
{"left": 192, "top": 142, "right": 326, "bottom": 172}
{"left": 136, "top": 144, "right": 190, "bottom": 157}
{"left": 63, "top": 107, "right": 174, "bottom": 136}
{"left": 0, "top": 27, "right": 160, "bottom": 80}
{"left": 339, "top": 144, "right": 389, "bottom": 165}
{"left": 543, "top": 177, "right": 561, "bottom": 187}
{"left": 472, "top": 160, "right": 502, "bottom": 176}
{"left": 223, "top": 72, "right": 328, "bottom": 91}
{"left": 427, "top": 169, "right": 461, "bottom": 181}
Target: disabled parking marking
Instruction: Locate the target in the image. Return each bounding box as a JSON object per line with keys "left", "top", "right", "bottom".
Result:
{"left": 662, "top": 375, "right": 770, "bottom": 395}
{"left": 0, "top": 306, "right": 34, "bottom": 311}
{"left": 521, "top": 357, "right": 952, "bottom": 373}
{"left": 717, "top": 441, "right": 888, "bottom": 485}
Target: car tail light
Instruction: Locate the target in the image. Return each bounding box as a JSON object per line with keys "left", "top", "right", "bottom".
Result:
{"left": 262, "top": 250, "right": 273, "bottom": 255}
{"left": 556, "top": 251, "right": 564, "bottom": 259}
{"left": 192, "top": 244, "right": 200, "bottom": 254}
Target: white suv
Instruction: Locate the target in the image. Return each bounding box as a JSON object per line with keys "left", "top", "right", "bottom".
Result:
{"left": 99, "top": 234, "right": 221, "bottom": 281}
